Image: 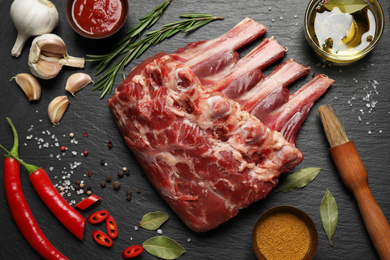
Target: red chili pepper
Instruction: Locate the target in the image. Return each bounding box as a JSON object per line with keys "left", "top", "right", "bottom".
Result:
{"left": 88, "top": 210, "right": 109, "bottom": 224}
{"left": 29, "top": 168, "right": 85, "bottom": 240}
{"left": 1, "top": 118, "right": 68, "bottom": 260}
{"left": 122, "top": 245, "right": 144, "bottom": 259}
{"left": 1, "top": 118, "right": 85, "bottom": 241}
{"left": 105, "top": 215, "right": 119, "bottom": 239}
{"left": 75, "top": 194, "right": 100, "bottom": 210}
{"left": 92, "top": 230, "right": 113, "bottom": 247}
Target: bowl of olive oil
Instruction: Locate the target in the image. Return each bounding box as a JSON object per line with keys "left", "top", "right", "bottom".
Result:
{"left": 304, "top": 0, "right": 384, "bottom": 64}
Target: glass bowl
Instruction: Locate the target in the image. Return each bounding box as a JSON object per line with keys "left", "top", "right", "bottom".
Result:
{"left": 252, "top": 206, "right": 318, "bottom": 260}
{"left": 304, "top": 0, "right": 384, "bottom": 64}
{"left": 66, "top": 0, "right": 129, "bottom": 39}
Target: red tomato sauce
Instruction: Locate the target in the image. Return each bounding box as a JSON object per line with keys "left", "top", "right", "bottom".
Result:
{"left": 71, "top": 0, "right": 124, "bottom": 37}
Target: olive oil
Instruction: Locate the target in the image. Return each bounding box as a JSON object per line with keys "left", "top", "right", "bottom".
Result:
{"left": 308, "top": 2, "right": 376, "bottom": 57}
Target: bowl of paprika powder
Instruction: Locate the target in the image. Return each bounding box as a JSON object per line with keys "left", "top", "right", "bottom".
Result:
{"left": 252, "top": 205, "right": 318, "bottom": 260}
{"left": 66, "top": 0, "right": 129, "bottom": 39}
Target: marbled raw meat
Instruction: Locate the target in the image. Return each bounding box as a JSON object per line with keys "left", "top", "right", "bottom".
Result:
{"left": 109, "top": 55, "right": 303, "bottom": 232}
{"left": 108, "top": 18, "right": 334, "bottom": 232}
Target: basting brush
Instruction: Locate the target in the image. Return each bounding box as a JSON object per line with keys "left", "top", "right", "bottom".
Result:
{"left": 318, "top": 105, "right": 390, "bottom": 260}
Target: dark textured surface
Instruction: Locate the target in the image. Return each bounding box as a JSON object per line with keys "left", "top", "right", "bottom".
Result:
{"left": 0, "top": 0, "right": 389, "bottom": 259}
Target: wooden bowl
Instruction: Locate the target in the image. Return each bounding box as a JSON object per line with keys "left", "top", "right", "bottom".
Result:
{"left": 252, "top": 206, "right": 318, "bottom": 260}
{"left": 66, "top": 0, "right": 129, "bottom": 39}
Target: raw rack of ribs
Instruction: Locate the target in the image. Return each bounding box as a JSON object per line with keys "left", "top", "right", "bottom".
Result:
{"left": 108, "top": 18, "right": 334, "bottom": 232}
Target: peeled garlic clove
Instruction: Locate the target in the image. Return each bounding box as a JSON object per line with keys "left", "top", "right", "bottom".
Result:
{"left": 29, "top": 34, "right": 85, "bottom": 80}
{"left": 11, "top": 73, "right": 42, "bottom": 101}
{"left": 65, "top": 73, "right": 93, "bottom": 96}
{"left": 48, "top": 96, "right": 70, "bottom": 125}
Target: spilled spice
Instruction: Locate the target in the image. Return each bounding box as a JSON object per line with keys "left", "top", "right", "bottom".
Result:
{"left": 255, "top": 212, "right": 311, "bottom": 260}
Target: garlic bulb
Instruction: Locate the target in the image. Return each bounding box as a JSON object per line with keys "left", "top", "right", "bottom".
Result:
{"left": 10, "top": 0, "right": 59, "bottom": 57}
{"left": 29, "top": 34, "right": 85, "bottom": 80}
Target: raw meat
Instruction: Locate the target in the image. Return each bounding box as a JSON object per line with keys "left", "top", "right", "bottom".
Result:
{"left": 171, "top": 20, "right": 334, "bottom": 144}
{"left": 108, "top": 18, "right": 334, "bottom": 232}
{"left": 109, "top": 55, "right": 304, "bottom": 232}
{"left": 170, "top": 17, "right": 267, "bottom": 72}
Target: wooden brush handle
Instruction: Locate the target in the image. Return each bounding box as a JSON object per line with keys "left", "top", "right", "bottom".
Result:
{"left": 330, "top": 141, "right": 390, "bottom": 260}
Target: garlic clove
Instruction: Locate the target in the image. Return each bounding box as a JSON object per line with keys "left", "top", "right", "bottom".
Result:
{"left": 35, "top": 36, "right": 68, "bottom": 58}
{"left": 65, "top": 73, "right": 93, "bottom": 96}
{"left": 29, "top": 34, "right": 85, "bottom": 80}
{"left": 48, "top": 96, "right": 70, "bottom": 125}
{"left": 30, "top": 59, "right": 62, "bottom": 80}
{"left": 29, "top": 34, "right": 65, "bottom": 64}
{"left": 11, "top": 73, "right": 42, "bottom": 101}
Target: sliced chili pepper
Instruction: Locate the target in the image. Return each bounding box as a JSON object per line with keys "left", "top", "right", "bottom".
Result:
{"left": 122, "top": 245, "right": 144, "bottom": 259}
{"left": 105, "top": 215, "right": 119, "bottom": 239}
{"left": 92, "top": 230, "right": 113, "bottom": 247}
{"left": 1, "top": 118, "right": 68, "bottom": 260}
{"left": 88, "top": 210, "right": 109, "bottom": 224}
{"left": 75, "top": 194, "right": 101, "bottom": 210}
{"left": 1, "top": 119, "right": 85, "bottom": 241}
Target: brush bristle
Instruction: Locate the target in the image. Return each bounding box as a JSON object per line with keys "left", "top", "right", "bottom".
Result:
{"left": 318, "top": 105, "right": 349, "bottom": 148}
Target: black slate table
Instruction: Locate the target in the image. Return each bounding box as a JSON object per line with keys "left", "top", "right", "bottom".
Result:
{"left": 1, "top": 0, "right": 389, "bottom": 259}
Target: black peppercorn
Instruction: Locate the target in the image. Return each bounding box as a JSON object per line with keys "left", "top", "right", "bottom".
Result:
{"left": 117, "top": 170, "right": 124, "bottom": 178}
{"left": 113, "top": 181, "right": 121, "bottom": 190}
{"left": 106, "top": 176, "right": 112, "bottom": 182}
{"left": 100, "top": 181, "right": 106, "bottom": 188}
{"left": 126, "top": 191, "right": 132, "bottom": 201}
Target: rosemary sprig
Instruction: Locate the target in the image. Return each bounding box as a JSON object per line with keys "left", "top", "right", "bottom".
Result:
{"left": 86, "top": 0, "right": 171, "bottom": 76}
{"left": 89, "top": 12, "right": 223, "bottom": 98}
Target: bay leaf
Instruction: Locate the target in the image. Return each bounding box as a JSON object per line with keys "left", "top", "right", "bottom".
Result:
{"left": 143, "top": 236, "right": 186, "bottom": 260}
{"left": 276, "top": 167, "right": 321, "bottom": 192}
{"left": 323, "top": 0, "right": 368, "bottom": 14}
{"left": 139, "top": 211, "right": 169, "bottom": 230}
{"left": 320, "top": 189, "right": 338, "bottom": 246}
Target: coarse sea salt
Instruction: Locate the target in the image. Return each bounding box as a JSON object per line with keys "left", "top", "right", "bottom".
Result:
{"left": 348, "top": 79, "right": 381, "bottom": 134}
{"left": 22, "top": 118, "right": 91, "bottom": 201}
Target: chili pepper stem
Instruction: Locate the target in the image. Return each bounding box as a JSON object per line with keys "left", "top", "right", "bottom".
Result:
{"left": 1, "top": 118, "right": 40, "bottom": 175}
{"left": 6, "top": 117, "right": 19, "bottom": 158}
